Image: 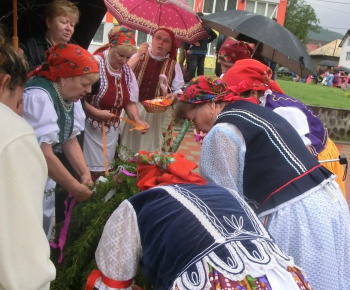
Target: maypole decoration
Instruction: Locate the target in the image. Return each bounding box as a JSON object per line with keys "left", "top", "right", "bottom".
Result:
{"left": 50, "top": 157, "right": 152, "bottom": 289}
{"left": 171, "top": 120, "right": 190, "bottom": 152}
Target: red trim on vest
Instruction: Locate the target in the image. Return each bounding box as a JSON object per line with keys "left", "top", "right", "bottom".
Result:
{"left": 85, "top": 270, "right": 133, "bottom": 290}
{"left": 259, "top": 164, "right": 323, "bottom": 208}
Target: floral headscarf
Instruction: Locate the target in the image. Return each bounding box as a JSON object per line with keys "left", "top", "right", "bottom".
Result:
{"left": 93, "top": 25, "right": 136, "bottom": 54}
{"left": 179, "top": 75, "right": 259, "bottom": 104}
{"left": 218, "top": 38, "right": 255, "bottom": 64}
{"left": 137, "top": 151, "right": 206, "bottom": 190}
{"left": 28, "top": 43, "right": 99, "bottom": 82}
{"left": 108, "top": 25, "right": 136, "bottom": 46}
{"left": 223, "top": 58, "right": 285, "bottom": 95}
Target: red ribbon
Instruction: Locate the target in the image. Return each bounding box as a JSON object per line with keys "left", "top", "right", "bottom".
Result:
{"left": 85, "top": 270, "right": 133, "bottom": 290}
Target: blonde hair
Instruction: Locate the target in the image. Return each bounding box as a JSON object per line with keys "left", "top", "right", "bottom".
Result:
{"left": 113, "top": 44, "right": 137, "bottom": 55}
{"left": 45, "top": 0, "right": 80, "bottom": 23}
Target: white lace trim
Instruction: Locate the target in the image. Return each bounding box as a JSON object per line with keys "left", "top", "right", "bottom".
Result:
{"left": 95, "top": 200, "right": 141, "bottom": 290}
{"left": 172, "top": 239, "right": 295, "bottom": 289}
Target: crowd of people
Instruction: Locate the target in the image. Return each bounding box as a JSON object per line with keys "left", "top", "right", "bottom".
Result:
{"left": 1, "top": 1, "right": 350, "bottom": 289}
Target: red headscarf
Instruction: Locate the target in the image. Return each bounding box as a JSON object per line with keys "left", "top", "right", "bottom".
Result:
{"left": 27, "top": 43, "right": 99, "bottom": 82}
{"left": 218, "top": 38, "right": 255, "bottom": 64}
{"left": 137, "top": 151, "right": 206, "bottom": 190}
{"left": 223, "top": 59, "right": 285, "bottom": 95}
{"left": 179, "top": 75, "right": 259, "bottom": 104}
{"left": 152, "top": 28, "right": 178, "bottom": 60}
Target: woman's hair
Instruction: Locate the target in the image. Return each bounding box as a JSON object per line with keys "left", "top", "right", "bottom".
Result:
{"left": 45, "top": 0, "right": 80, "bottom": 23}
{"left": 174, "top": 102, "right": 199, "bottom": 120}
{"left": 113, "top": 44, "right": 137, "bottom": 55}
{"left": 0, "top": 40, "right": 27, "bottom": 90}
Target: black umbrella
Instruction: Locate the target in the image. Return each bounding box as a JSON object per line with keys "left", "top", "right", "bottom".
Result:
{"left": 0, "top": 0, "right": 107, "bottom": 49}
{"left": 318, "top": 60, "right": 338, "bottom": 67}
{"left": 333, "top": 66, "right": 350, "bottom": 73}
{"left": 201, "top": 10, "right": 316, "bottom": 77}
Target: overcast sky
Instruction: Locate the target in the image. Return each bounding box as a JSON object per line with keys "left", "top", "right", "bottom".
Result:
{"left": 303, "top": 0, "right": 350, "bottom": 35}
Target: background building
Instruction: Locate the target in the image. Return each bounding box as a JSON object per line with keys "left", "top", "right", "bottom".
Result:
{"left": 89, "top": 0, "right": 288, "bottom": 71}
{"left": 339, "top": 30, "right": 350, "bottom": 69}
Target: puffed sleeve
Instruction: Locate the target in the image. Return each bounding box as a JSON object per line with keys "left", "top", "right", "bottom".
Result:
{"left": 22, "top": 87, "right": 59, "bottom": 146}
{"left": 70, "top": 100, "right": 86, "bottom": 139}
{"left": 94, "top": 200, "right": 142, "bottom": 290}
{"left": 129, "top": 69, "right": 139, "bottom": 103}
{"left": 171, "top": 63, "right": 185, "bottom": 94}
{"left": 272, "top": 106, "right": 312, "bottom": 147}
{"left": 200, "top": 123, "right": 246, "bottom": 197}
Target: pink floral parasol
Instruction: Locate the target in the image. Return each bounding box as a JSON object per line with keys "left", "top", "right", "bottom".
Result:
{"left": 103, "top": 0, "right": 209, "bottom": 44}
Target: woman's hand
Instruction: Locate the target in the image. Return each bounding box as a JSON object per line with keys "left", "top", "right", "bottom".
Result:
{"left": 135, "top": 119, "right": 150, "bottom": 134}
{"left": 70, "top": 182, "right": 92, "bottom": 202}
{"left": 125, "top": 102, "right": 149, "bottom": 134}
{"left": 98, "top": 110, "right": 117, "bottom": 122}
{"left": 165, "top": 93, "right": 178, "bottom": 104}
{"left": 137, "top": 42, "right": 149, "bottom": 57}
{"left": 80, "top": 173, "right": 93, "bottom": 186}
{"left": 85, "top": 102, "right": 115, "bottom": 122}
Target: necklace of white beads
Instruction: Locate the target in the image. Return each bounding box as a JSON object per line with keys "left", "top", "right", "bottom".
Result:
{"left": 53, "top": 82, "right": 73, "bottom": 113}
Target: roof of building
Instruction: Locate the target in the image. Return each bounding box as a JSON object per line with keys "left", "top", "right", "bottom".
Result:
{"left": 309, "top": 39, "right": 342, "bottom": 57}
{"left": 339, "top": 30, "right": 350, "bottom": 47}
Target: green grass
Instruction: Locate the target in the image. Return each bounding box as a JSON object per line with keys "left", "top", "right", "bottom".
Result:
{"left": 202, "top": 69, "right": 350, "bottom": 109}
{"left": 276, "top": 79, "right": 350, "bottom": 109}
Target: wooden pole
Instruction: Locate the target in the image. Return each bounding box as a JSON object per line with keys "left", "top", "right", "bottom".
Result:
{"left": 12, "top": 0, "right": 19, "bottom": 50}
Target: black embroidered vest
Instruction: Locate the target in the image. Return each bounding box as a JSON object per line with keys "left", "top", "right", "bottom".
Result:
{"left": 215, "top": 101, "right": 332, "bottom": 214}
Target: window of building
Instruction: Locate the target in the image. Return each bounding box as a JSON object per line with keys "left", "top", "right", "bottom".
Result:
{"left": 245, "top": 0, "right": 277, "bottom": 18}
{"left": 203, "top": 0, "right": 237, "bottom": 13}
{"left": 347, "top": 36, "right": 350, "bottom": 46}
{"left": 136, "top": 30, "right": 147, "bottom": 47}
{"left": 203, "top": 0, "right": 215, "bottom": 13}
{"left": 92, "top": 23, "right": 104, "bottom": 43}
{"left": 346, "top": 51, "right": 350, "bottom": 61}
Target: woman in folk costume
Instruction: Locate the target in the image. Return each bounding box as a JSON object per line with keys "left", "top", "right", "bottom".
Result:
{"left": 86, "top": 151, "right": 313, "bottom": 290}
{"left": 119, "top": 28, "right": 184, "bottom": 158}
{"left": 193, "top": 38, "right": 254, "bottom": 143}
{"left": 22, "top": 43, "right": 99, "bottom": 239}
{"left": 174, "top": 75, "right": 350, "bottom": 290}
{"left": 217, "top": 37, "right": 255, "bottom": 78}
{"left": 223, "top": 58, "right": 346, "bottom": 196}
{"left": 83, "top": 25, "right": 148, "bottom": 178}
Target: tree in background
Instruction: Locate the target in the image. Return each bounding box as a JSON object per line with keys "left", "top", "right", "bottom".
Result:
{"left": 284, "top": 0, "right": 320, "bottom": 44}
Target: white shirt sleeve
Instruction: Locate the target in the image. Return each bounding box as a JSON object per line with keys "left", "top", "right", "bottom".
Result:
{"left": 129, "top": 69, "right": 140, "bottom": 103}
{"left": 171, "top": 63, "right": 185, "bottom": 95}
{"left": 272, "top": 106, "right": 312, "bottom": 146}
{"left": 95, "top": 200, "right": 142, "bottom": 290}
{"left": 200, "top": 123, "right": 246, "bottom": 197}
{"left": 71, "top": 100, "right": 85, "bottom": 138}
{"left": 23, "top": 87, "right": 59, "bottom": 146}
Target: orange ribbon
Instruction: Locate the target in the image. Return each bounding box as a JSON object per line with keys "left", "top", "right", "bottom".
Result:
{"left": 85, "top": 270, "right": 133, "bottom": 290}
{"left": 101, "top": 121, "right": 109, "bottom": 176}
{"left": 117, "top": 116, "right": 146, "bottom": 131}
